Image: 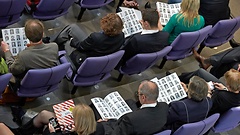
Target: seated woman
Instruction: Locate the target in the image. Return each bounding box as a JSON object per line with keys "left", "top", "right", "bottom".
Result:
{"left": 160, "top": 0, "right": 205, "bottom": 44}
{"left": 1, "top": 104, "right": 104, "bottom": 135}
{"left": 53, "top": 13, "right": 125, "bottom": 68}
{"left": 165, "top": 76, "right": 212, "bottom": 132}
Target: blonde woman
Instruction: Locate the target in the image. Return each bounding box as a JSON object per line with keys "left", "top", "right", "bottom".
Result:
{"left": 2, "top": 104, "right": 104, "bottom": 135}
{"left": 161, "top": 0, "right": 205, "bottom": 44}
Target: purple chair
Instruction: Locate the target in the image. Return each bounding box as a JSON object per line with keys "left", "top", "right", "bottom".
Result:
{"left": 197, "top": 16, "right": 240, "bottom": 53}
{"left": 0, "top": 73, "right": 12, "bottom": 99}
{"left": 117, "top": 46, "right": 172, "bottom": 81}
{"left": 31, "top": 0, "right": 75, "bottom": 20}
{"left": 154, "top": 130, "right": 171, "bottom": 135}
{"left": 17, "top": 63, "right": 70, "bottom": 101}
{"left": 77, "top": 0, "right": 114, "bottom": 20}
{"left": 212, "top": 106, "right": 240, "bottom": 133}
{"left": 159, "top": 25, "right": 212, "bottom": 69}
{"left": 172, "top": 113, "right": 220, "bottom": 135}
{"left": 59, "top": 50, "right": 124, "bottom": 94}
{"left": 0, "top": 0, "right": 26, "bottom": 28}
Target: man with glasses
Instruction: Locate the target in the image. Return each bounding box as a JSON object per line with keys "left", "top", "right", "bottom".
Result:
{"left": 98, "top": 80, "right": 169, "bottom": 135}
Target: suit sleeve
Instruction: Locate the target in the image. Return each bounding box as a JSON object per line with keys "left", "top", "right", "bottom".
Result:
{"left": 166, "top": 102, "right": 182, "bottom": 125}
{"left": 121, "top": 37, "right": 138, "bottom": 63}
{"left": 5, "top": 51, "right": 26, "bottom": 76}
{"left": 112, "top": 116, "right": 134, "bottom": 135}
{"left": 71, "top": 33, "right": 95, "bottom": 52}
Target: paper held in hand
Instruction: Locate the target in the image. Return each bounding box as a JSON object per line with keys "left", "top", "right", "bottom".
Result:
{"left": 151, "top": 72, "right": 187, "bottom": 104}
{"left": 91, "top": 91, "right": 132, "bottom": 120}
{"left": 2, "top": 27, "right": 29, "bottom": 56}
{"left": 53, "top": 99, "right": 75, "bottom": 131}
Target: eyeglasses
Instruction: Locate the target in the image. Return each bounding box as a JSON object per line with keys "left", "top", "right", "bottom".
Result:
{"left": 135, "top": 91, "right": 144, "bottom": 97}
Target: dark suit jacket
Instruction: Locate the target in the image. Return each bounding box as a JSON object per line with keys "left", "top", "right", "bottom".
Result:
{"left": 166, "top": 97, "right": 212, "bottom": 132}
{"left": 209, "top": 90, "right": 240, "bottom": 115}
{"left": 102, "top": 102, "right": 169, "bottom": 135}
{"left": 199, "top": 0, "right": 230, "bottom": 26}
{"left": 120, "top": 31, "right": 169, "bottom": 66}
{"left": 71, "top": 32, "right": 125, "bottom": 57}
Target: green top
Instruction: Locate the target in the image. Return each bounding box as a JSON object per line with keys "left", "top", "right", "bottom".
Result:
{"left": 162, "top": 13, "right": 205, "bottom": 44}
{"left": 0, "top": 57, "right": 8, "bottom": 75}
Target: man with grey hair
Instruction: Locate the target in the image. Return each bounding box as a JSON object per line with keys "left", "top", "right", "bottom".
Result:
{"left": 165, "top": 76, "right": 212, "bottom": 132}
{"left": 98, "top": 80, "right": 169, "bottom": 135}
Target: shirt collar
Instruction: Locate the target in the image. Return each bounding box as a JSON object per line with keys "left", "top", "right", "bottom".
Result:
{"left": 141, "top": 29, "right": 159, "bottom": 35}
{"left": 140, "top": 102, "right": 157, "bottom": 109}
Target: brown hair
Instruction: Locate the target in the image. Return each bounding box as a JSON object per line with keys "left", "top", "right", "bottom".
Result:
{"left": 224, "top": 69, "right": 240, "bottom": 92}
{"left": 72, "top": 104, "right": 96, "bottom": 135}
{"left": 25, "top": 19, "right": 44, "bottom": 42}
{"left": 142, "top": 9, "right": 159, "bottom": 28}
{"left": 188, "top": 76, "right": 208, "bottom": 101}
{"left": 100, "top": 13, "right": 123, "bottom": 36}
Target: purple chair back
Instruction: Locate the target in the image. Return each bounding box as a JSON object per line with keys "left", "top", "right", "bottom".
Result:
{"left": 119, "top": 46, "right": 172, "bottom": 75}
{"left": 72, "top": 50, "right": 124, "bottom": 85}
{"left": 17, "top": 63, "right": 70, "bottom": 97}
{"left": 166, "top": 25, "right": 212, "bottom": 60}
{"left": 154, "top": 130, "right": 171, "bottom": 135}
{"left": 0, "top": 73, "right": 12, "bottom": 99}
{"left": 212, "top": 106, "right": 240, "bottom": 133}
{"left": 172, "top": 113, "right": 220, "bottom": 135}
{"left": 33, "top": 0, "right": 75, "bottom": 20}
{"left": 203, "top": 18, "right": 240, "bottom": 47}
{"left": 0, "top": 0, "right": 26, "bottom": 28}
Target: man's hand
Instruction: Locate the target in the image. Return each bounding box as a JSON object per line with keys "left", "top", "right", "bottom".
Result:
{"left": 213, "top": 82, "right": 227, "bottom": 90}
{"left": 1, "top": 41, "right": 10, "bottom": 52}
{"left": 123, "top": 0, "right": 139, "bottom": 7}
{"left": 97, "top": 119, "right": 108, "bottom": 122}
{"left": 181, "top": 82, "right": 188, "bottom": 93}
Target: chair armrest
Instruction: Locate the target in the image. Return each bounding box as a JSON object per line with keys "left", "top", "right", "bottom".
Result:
{"left": 59, "top": 53, "right": 77, "bottom": 81}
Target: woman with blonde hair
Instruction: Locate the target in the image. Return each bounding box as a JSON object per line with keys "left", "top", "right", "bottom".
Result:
{"left": 1, "top": 103, "right": 104, "bottom": 135}
{"left": 160, "top": 0, "right": 205, "bottom": 44}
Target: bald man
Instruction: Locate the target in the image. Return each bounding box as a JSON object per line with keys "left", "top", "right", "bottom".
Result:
{"left": 99, "top": 80, "right": 169, "bottom": 135}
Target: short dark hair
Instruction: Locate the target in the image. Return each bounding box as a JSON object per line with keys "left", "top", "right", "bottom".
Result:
{"left": 188, "top": 76, "right": 208, "bottom": 101}
{"left": 100, "top": 13, "right": 123, "bottom": 36}
{"left": 139, "top": 80, "right": 159, "bottom": 101}
{"left": 25, "top": 19, "right": 44, "bottom": 42}
{"left": 142, "top": 9, "right": 159, "bottom": 28}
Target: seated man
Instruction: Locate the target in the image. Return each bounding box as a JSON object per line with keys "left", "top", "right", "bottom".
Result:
{"left": 1, "top": 19, "right": 58, "bottom": 82}
{"left": 179, "top": 68, "right": 240, "bottom": 115}
{"left": 53, "top": 13, "right": 125, "bottom": 68}
{"left": 193, "top": 47, "right": 240, "bottom": 78}
{"left": 165, "top": 76, "right": 212, "bottom": 132}
{"left": 117, "top": 9, "right": 169, "bottom": 68}
{"left": 97, "top": 80, "right": 169, "bottom": 135}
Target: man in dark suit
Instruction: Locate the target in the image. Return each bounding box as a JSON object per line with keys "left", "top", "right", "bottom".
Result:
{"left": 117, "top": 9, "right": 169, "bottom": 68}
{"left": 97, "top": 80, "right": 169, "bottom": 135}
{"left": 165, "top": 76, "right": 212, "bottom": 132}
{"left": 53, "top": 13, "right": 125, "bottom": 68}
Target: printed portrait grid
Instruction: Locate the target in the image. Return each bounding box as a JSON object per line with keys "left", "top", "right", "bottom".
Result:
{"left": 117, "top": 8, "right": 143, "bottom": 38}
{"left": 91, "top": 91, "right": 132, "bottom": 120}
{"left": 156, "top": 2, "right": 181, "bottom": 25}
{"left": 151, "top": 73, "right": 187, "bottom": 104}
{"left": 2, "top": 27, "right": 29, "bottom": 56}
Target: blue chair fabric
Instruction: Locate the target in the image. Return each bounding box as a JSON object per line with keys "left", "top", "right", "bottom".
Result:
{"left": 154, "top": 130, "right": 171, "bottom": 135}
{"left": 0, "top": 73, "right": 12, "bottom": 99}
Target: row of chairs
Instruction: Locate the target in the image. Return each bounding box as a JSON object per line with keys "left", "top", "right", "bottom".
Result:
{"left": 155, "top": 106, "right": 240, "bottom": 135}
{"left": 0, "top": 0, "right": 113, "bottom": 28}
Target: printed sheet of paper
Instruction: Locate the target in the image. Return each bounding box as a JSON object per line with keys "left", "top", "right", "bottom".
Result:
{"left": 53, "top": 99, "right": 75, "bottom": 131}
{"left": 151, "top": 73, "right": 187, "bottom": 104}
{"left": 156, "top": 2, "right": 181, "bottom": 25}
{"left": 2, "top": 27, "right": 29, "bottom": 56}
{"left": 117, "top": 8, "right": 143, "bottom": 38}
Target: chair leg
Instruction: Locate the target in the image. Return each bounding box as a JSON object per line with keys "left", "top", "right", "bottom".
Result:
{"left": 159, "top": 57, "right": 167, "bottom": 69}
{"left": 197, "top": 43, "right": 205, "bottom": 54}
{"left": 71, "top": 86, "right": 78, "bottom": 95}
{"left": 77, "top": 8, "right": 86, "bottom": 20}
{"left": 117, "top": 73, "right": 124, "bottom": 82}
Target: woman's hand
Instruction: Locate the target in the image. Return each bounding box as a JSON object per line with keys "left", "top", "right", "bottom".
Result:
{"left": 48, "top": 123, "right": 56, "bottom": 133}
{"left": 213, "top": 82, "right": 227, "bottom": 90}
{"left": 181, "top": 82, "right": 188, "bottom": 93}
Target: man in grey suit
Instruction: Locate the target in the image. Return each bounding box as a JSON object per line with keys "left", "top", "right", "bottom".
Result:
{"left": 1, "top": 19, "right": 58, "bottom": 82}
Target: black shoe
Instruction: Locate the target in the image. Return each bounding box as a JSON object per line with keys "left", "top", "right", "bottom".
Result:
{"left": 116, "top": 7, "right": 122, "bottom": 13}
{"left": 144, "top": 1, "right": 151, "bottom": 9}
{"left": 11, "top": 106, "right": 26, "bottom": 126}
{"left": 229, "top": 38, "right": 240, "bottom": 48}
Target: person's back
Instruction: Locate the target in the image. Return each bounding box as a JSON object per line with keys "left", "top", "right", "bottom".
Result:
{"left": 162, "top": 0, "right": 205, "bottom": 44}
{"left": 199, "top": 0, "right": 230, "bottom": 26}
